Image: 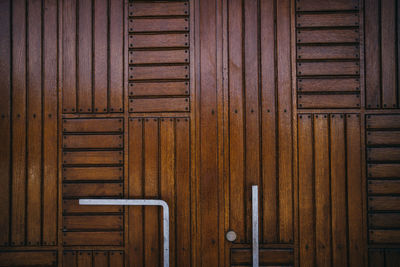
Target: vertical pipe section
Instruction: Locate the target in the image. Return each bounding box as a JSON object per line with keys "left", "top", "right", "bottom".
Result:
{"left": 252, "top": 185, "right": 259, "bottom": 267}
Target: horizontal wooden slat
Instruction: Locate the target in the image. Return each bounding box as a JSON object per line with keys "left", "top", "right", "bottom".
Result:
{"left": 297, "top": 45, "right": 359, "bottom": 59}
{"left": 63, "top": 215, "right": 123, "bottom": 230}
{"left": 63, "top": 183, "right": 123, "bottom": 198}
{"left": 63, "top": 151, "right": 123, "bottom": 165}
{"left": 367, "top": 131, "right": 400, "bottom": 145}
{"left": 369, "top": 196, "right": 400, "bottom": 211}
{"left": 369, "top": 230, "right": 400, "bottom": 244}
{"left": 297, "top": 29, "right": 359, "bottom": 43}
{"left": 298, "top": 78, "right": 359, "bottom": 92}
{"left": 129, "top": 34, "right": 189, "bottom": 48}
{"left": 368, "top": 147, "right": 400, "bottom": 161}
{"left": 129, "top": 18, "right": 188, "bottom": 32}
{"left": 298, "top": 94, "right": 360, "bottom": 108}
{"left": 129, "top": 81, "right": 189, "bottom": 96}
{"left": 129, "top": 2, "right": 188, "bottom": 16}
{"left": 63, "top": 135, "right": 123, "bottom": 149}
{"left": 297, "top": 61, "right": 359, "bottom": 76}
{"left": 63, "top": 167, "right": 123, "bottom": 181}
{"left": 230, "top": 249, "right": 294, "bottom": 265}
{"left": 0, "top": 251, "right": 57, "bottom": 267}
{"left": 369, "top": 213, "right": 400, "bottom": 228}
{"left": 129, "top": 98, "right": 189, "bottom": 112}
{"left": 368, "top": 180, "right": 400, "bottom": 194}
{"left": 297, "top": 0, "right": 359, "bottom": 11}
{"left": 63, "top": 119, "right": 123, "bottom": 133}
{"left": 367, "top": 115, "right": 400, "bottom": 129}
{"left": 63, "top": 199, "right": 122, "bottom": 214}
{"left": 129, "top": 65, "right": 189, "bottom": 80}
{"left": 63, "top": 231, "right": 123, "bottom": 246}
{"left": 368, "top": 164, "right": 400, "bottom": 178}
{"left": 297, "top": 13, "right": 359, "bottom": 27}
{"left": 129, "top": 49, "right": 189, "bottom": 64}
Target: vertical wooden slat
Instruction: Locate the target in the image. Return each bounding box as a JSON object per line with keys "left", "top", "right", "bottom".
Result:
{"left": 144, "top": 119, "right": 160, "bottom": 267}
{"left": 330, "top": 115, "right": 348, "bottom": 266}
{"left": 346, "top": 114, "right": 364, "bottom": 266}
{"left": 109, "top": 0, "right": 123, "bottom": 112}
{"left": 228, "top": 0, "right": 245, "bottom": 242}
{"left": 298, "top": 115, "right": 315, "bottom": 266}
{"left": 11, "top": 0, "right": 27, "bottom": 246}
{"left": 365, "top": 0, "right": 381, "bottom": 108}
{"left": 277, "top": 0, "right": 293, "bottom": 243}
{"left": 128, "top": 118, "right": 144, "bottom": 267}
{"left": 94, "top": 0, "right": 108, "bottom": 113}
{"left": 313, "top": 114, "right": 331, "bottom": 267}
{"left": 42, "top": 0, "right": 58, "bottom": 246}
{"left": 62, "top": 0, "right": 77, "bottom": 113}
{"left": 26, "top": 0, "right": 42, "bottom": 245}
{"left": 199, "top": 0, "right": 219, "bottom": 263}
{"left": 175, "top": 118, "right": 191, "bottom": 266}
{"left": 385, "top": 249, "right": 400, "bottom": 267}
{"left": 244, "top": 0, "right": 260, "bottom": 242}
{"left": 381, "top": 0, "right": 397, "bottom": 108}
{"left": 63, "top": 251, "right": 77, "bottom": 267}
{"left": 0, "top": 0, "right": 11, "bottom": 247}
{"left": 260, "top": 0, "right": 277, "bottom": 243}
{"left": 93, "top": 251, "right": 108, "bottom": 267}
{"left": 77, "top": 251, "right": 92, "bottom": 267}
{"left": 160, "top": 119, "right": 176, "bottom": 267}
{"left": 109, "top": 251, "right": 123, "bottom": 267}
{"left": 78, "top": 0, "right": 92, "bottom": 113}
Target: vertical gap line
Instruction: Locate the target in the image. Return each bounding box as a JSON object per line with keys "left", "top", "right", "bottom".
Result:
{"left": 157, "top": 118, "right": 161, "bottom": 267}
{"left": 25, "top": 0, "right": 29, "bottom": 245}
{"left": 91, "top": 0, "right": 95, "bottom": 113}
{"left": 379, "top": 0, "right": 383, "bottom": 107}
{"left": 174, "top": 119, "right": 178, "bottom": 266}
{"left": 274, "top": 0, "right": 280, "bottom": 242}
{"left": 9, "top": 0, "right": 13, "bottom": 246}
{"left": 107, "top": 0, "right": 110, "bottom": 112}
{"left": 75, "top": 0, "right": 79, "bottom": 113}
{"left": 241, "top": 0, "right": 247, "bottom": 243}
{"left": 141, "top": 119, "right": 145, "bottom": 267}
{"left": 344, "top": 115, "right": 350, "bottom": 267}
{"left": 40, "top": 0, "right": 44, "bottom": 245}
{"left": 311, "top": 115, "right": 316, "bottom": 265}
{"left": 257, "top": 0, "right": 263, "bottom": 243}
{"left": 328, "top": 114, "right": 333, "bottom": 267}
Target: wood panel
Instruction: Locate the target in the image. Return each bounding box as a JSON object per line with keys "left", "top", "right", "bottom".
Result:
{"left": 369, "top": 249, "right": 400, "bottom": 267}
{"left": 63, "top": 167, "right": 123, "bottom": 181}
{"left": 128, "top": 117, "right": 191, "bottom": 267}
{"left": 226, "top": 0, "right": 293, "bottom": 248}
{"left": 62, "top": 251, "right": 124, "bottom": 267}
{"left": 0, "top": 0, "right": 59, "bottom": 247}
{"left": 129, "top": 18, "right": 189, "bottom": 33}
{"left": 298, "top": 114, "right": 364, "bottom": 266}
{"left": 62, "top": 0, "right": 124, "bottom": 113}
{"left": 129, "top": 81, "right": 189, "bottom": 97}
{"left": 0, "top": 251, "right": 57, "bottom": 267}
{"left": 365, "top": 0, "right": 400, "bottom": 109}
{"left": 129, "top": 98, "right": 189, "bottom": 113}
{"left": 63, "top": 232, "right": 123, "bottom": 246}
{"left": 230, "top": 248, "right": 294, "bottom": 266}
{"left": 367, "top": 114, "right": 400, "bottom": 245}
{"left": 63, "top": 118, "right": 123, "bottom": 133}
{"left": 129, "top": 2, "right": 188, "bottom": 17}
{"left": 129, "top": 34, "right": 189, "bottom": 49}
{"left": 296, "top": 2, "right": 361, "bottom": 109}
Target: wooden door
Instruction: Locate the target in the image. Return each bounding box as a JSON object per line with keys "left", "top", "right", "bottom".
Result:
{"left": 1, "top": 0, "right": 400, "bottom": 266}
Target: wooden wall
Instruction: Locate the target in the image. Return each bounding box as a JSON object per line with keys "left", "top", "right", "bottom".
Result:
{"left": 0, "top": 0, "right": 400, "bottom": 266}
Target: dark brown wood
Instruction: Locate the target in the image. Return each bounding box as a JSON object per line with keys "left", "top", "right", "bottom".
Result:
{"left": 63, "top": 199, "right": 122, "bottom": 214}
{"left": 63, "top": 152, "right": 123, "bottom": 165}
{"left": 129, "top": 2, "right": 188, "bottom": 17}
{"left": 297, "top": 13, "right": 359, "bottom": 27}
{"left": 63, "top": 135, "right": 123, "bottom": 149}
{"left": 129, "top": 34, "right": 189, "bottom": 49}
{"left": 298, "top": 62, "right": 359, "bottom": 76}
{"left": 63, "top": 183, "right": 123, "bottom": 198}
{"left": 230, "top": 248, "right": 294, "bottom": 265}
{"left": 129, "top": 98, "right": 189, "bottom": 113}
{"left": 63, "top": 215, "right": 123, "bottom": 230}
{"left": 63, "top": 232, "right": 123, "bottom": 246}
{"left": 129, "top": 81, "right": 189, "bottom": 97}
{"left": 63, "top": 118, "right": 123, "bottom": 133}
{"left": 297, "top": 0, "right": 359, "bottom": 11}
{"left": 297, "top": 45, "right": 359, "bottom": 60}
{"left": 298, "top": 94, "right": 360, "bottom": 109}
{"left": 63, "top": 167, "right": 123, "bottom": 181}
{"left": 297, "top": 29, "right": 359, "bottom": 43}
{"left": 298, "top": 78, "right": 360, "bottom": 92}
{"left": 129, "top": 50, "right": 189, "bottom": 64}
{"left": 369, "top": 213, "right": 400, "bottom": 228}
{"left": 0, "top": 251, "right": 57, "bottom": 267}
{"left": 369, "top": 230, "right": 400, "bottom": 244}
{"left": 129, "top": 66, "right": 189, "bottom": 80}
{"left": 367, "top": 114, "right": 400, "bottom": 129}
{"left": 129, "top": 18, "right": 189, "bottom": 33}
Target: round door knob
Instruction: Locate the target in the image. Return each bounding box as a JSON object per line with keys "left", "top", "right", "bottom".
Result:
{"left": 226, "top": 230, "right": 237, "bottom": 242}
